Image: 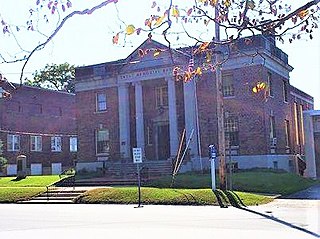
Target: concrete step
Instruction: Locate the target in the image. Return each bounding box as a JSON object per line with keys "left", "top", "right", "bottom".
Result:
{"left": 44, "top": 191, "right": 87, "bottom": 196}
{"left": 19, "top": 199, "right": 74, "bottom": 204}
{"left": 73, "top": 180, "right": 138, "bottom": 187}
{"left": 43, "top": 193, "right": 83, "bottom": 198}
{"left": 34, "top": 196, "right": 80, "bottom": 200}
{"left": 20, "top": 188, "right": 87, "bottom": 204}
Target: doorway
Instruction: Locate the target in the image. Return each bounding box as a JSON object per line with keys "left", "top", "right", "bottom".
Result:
{"left": 156, "top": 124, "right": 170, "bottom": 160}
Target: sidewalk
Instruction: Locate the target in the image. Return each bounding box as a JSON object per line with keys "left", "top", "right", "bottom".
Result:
{"left": 248, "top": 199, "right": 320, "bottom": 236}
{"left": 283, "top": 184, "right": 320, "bottom": 200}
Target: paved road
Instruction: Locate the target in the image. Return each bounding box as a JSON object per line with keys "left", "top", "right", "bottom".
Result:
{"left": 0, "top": 201, "right": 318, "bottom": 239}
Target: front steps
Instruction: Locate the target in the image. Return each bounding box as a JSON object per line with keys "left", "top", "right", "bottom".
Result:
{"left": 73, "top": 177, "right": 140, "bottom": 187}
{"left": 19, "top": 188, "right": 87, "bottom": 204}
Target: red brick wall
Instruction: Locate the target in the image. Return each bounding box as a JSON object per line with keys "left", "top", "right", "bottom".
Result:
{"left": 197, "top": 65, "right": 293, "bottom": 156}
{"left": 75, "top": 66, "right": 313, "bottom": 164}
{"left": 76, "top": 86, "right": 119, "bottom": 162}
{"left": 0, "top": 85, "right": 76, "bottom": 167}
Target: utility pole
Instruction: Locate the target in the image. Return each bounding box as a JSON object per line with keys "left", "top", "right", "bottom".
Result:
{"left": 215, "top": 6, "right": 226, "bottom": 191}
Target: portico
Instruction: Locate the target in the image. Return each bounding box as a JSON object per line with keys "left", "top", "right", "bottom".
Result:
{"left": 117, "top": 65, "right": 194, "bottom": 160}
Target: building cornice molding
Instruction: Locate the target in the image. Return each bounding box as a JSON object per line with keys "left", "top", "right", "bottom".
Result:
{"left": 222, "top": 50, "right": 293, "bottom": 79}
{"left": 291, "top": 91, "right": 315, "bottom": 105}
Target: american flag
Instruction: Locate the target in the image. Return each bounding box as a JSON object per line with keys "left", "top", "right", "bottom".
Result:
{"left": 188, "top": 58, "right": 194, "bottom": 72}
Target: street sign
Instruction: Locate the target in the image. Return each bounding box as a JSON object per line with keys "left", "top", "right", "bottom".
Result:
{"left": 209, "top": 144, "right": 217, "bottom": 160}
{"left": 132, "top": 147, "right": 143, "bottom": 208}
{"left": 132, "top": 147, "right": 142, "bottom": 164}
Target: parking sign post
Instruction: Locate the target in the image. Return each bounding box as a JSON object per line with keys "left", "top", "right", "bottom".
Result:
{"left": 209, "top": 145, "right": 217, "bottom": 191}
{"left": 132, "top": 148, "right": 143, "bottom": 208}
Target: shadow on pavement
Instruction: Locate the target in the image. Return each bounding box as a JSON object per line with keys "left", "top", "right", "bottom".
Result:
{"left": 239, "top": 206, "right": 320, "bottom": 238}
{"left": 228, "top": 190, "right": 320, "bottom": 238}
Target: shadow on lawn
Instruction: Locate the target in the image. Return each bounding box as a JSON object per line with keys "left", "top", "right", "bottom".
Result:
{"left": 11, "top": 176, "right": 27, "bottom": 182}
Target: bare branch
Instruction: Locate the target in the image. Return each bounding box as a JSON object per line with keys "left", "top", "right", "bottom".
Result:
{"left": 19, "top": 0, "right": 119, "bottom": 84}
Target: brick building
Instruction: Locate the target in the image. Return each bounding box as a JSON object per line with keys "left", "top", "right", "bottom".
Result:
{"left": 0, "top": 82, "right": 77, "bottom": 175}
{"left": 75, "top": 35, "right": 314, "bottom": 175}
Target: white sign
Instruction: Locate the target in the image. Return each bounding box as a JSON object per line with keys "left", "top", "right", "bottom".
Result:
{"left": 132, "top": 148, "right": 142, "bottom": 164}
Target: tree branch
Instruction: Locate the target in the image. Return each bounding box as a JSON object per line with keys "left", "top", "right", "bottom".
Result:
{"left": 19, "top": 0, "right": 119, "bottom": 85}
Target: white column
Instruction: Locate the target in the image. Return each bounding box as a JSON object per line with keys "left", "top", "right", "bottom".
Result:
{"left": 303, "top": 112, "right": 316, "bottom": 178}
{"left": 135, "top": 81, "right": 145, "bottom": 154}
{"left": 118, "top": 83, "right": 130, "bottom": 158}
{"left": 167, "top": 77, "right": 178, "bottom": 157}
{"left": 183, "top": 80, "right": 199, "bottom": 157}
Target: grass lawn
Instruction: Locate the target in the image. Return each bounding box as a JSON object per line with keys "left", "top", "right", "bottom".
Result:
{"left": 231, "top": 170, "right": 318, "bottom": 195}
{"left": 0, "top": 175, "right": 61, "bottom": 187}
{"left": 232, "top": 191, "right": 274, "bottom": 205}
{"left": 0, "top": 170, "right": 317, "bottom": 205}
{"left": 0, "top": 175, "right": 62, "bottom": 203}
{"left": 146, "top": 170, "right": 319, "bottom": 196}
{"left": 76, "top": 187, "right": 273, "bottom": 206}
{"left": 0, "top": 187, "right": 45, "bottom": 203}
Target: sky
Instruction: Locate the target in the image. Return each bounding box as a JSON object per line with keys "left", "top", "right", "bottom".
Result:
{"left": 0, "top": 0, "right": 319, "bottom": 109}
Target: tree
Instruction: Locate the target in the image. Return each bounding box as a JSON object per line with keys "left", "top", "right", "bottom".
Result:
{"left": 0, "top": 0, "right": 319, "bottom": 189}
{"left": 0, "top": 1, "right": 318, "bottom": 82}
{"left": 25, "top": 63, "right": 75, "bottom": 93}
{"left": 0, "top": 140, "right": 8, "bottom": 173}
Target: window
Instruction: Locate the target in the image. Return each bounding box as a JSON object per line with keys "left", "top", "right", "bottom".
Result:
{"left": 51, "top": 136, "right": 62, "bottom": 152}
{"left": 27, "top": 103, "right": 42, "bottom": 114}
{"left": 147, "top": 126, "right": 153, "bottom": 146}
{"left": 155, "top": 86, "right": 168, "bottom": 107}
{"left": 96, "top": 93, "right": 107, "bottom": 111}
{"left": 270, "top": 115, "right": 276, "bottom": 139}
{"left": 222, "top": 74, "right": 234, "bottom": 97}
{"left": 285, "top": 120, "right": 290, "bottom": 148}
{"left": 299, "top": 104, "right": 305, "bottom": 145}
{"left": 293, "top": 102, "right": 299, "bottom": 145}
{"left": 96, "top": 129, "right": 110, "bottom": 155}
{"left": 31, "top": 136, "right": 42, "bottom": 152}
{"left": 283, "top": 80, "right": 288, "bottom": 102}
{"left": 69, "top": 136, "right": 77, "bottom": 152}
{"left": 7, "top": 134, "right": 20, "bottom": 151}
{"left": 267, "top": 72, "right": 273, "bottom": 97}
{"left": 224, "top": 116, "right": 239, "bottom": 147}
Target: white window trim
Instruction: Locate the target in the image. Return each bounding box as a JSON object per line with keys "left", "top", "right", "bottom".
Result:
{"left": 7, "top": 134, "right": 20, "bottom": 152}
{"left": 51, "top": 136, "right": 62, "bottom": 152}
{"left": 222, "top": 74, "right": 235, "bottom": 97}
{"left": 155, "top": 86, "right": 168, "bottom": 108}
{"left": 267, "top": 72, "right": 274, "bottom": 97}
{"left": 96, "top": 129, "right": 110, "bottom": 155}
{"left": 283, "top": 80, "right": 288, "bottom": 103}
{"left": 31, "top": 135, "right": 42, "bottom": 152}
{"left": 96, "top": 93, "right": 107, "bottom": 112}
{"left": 284, "top": 120, "right": 290, "bottom": 148}
{"left": 69, "top": 136, "right": 77, "bottom": 152}
{"left": 147, "top": 126, "right": 153, "bottom": 146}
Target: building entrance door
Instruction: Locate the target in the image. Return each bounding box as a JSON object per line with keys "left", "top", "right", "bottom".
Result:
{"left": 156, "top": 124, "right": 170, "bottom": 160}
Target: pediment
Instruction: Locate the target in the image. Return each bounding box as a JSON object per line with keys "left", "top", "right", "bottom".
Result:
{"left": 119, "top": 39, "right": 188, "bottom": 74}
